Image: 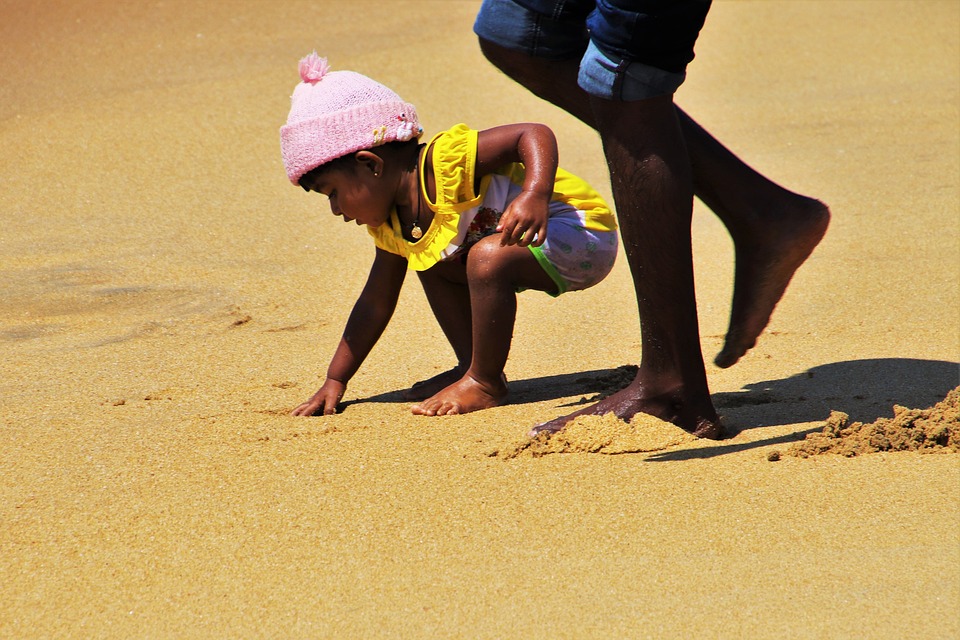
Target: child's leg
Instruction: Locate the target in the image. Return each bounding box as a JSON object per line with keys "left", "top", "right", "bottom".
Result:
{"left": 411, "top": 237, "right": 556, "bottom": 416}
{"left": 406, "top": 261, "right": 474, "bottom": 400}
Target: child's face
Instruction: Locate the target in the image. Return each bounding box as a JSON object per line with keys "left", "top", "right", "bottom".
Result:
{"left": 300, "top": 161, "right": 393, "bottom": 229}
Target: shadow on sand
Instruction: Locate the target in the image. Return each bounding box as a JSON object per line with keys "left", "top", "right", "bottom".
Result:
{"left": 342, "top": 364, "right": 638, "bottom": 410}
{"left": 648, "top": 357, "right": 958, "bottom": 461}
{"left": 346, "top": 358, "right": 957, "bottom": 460}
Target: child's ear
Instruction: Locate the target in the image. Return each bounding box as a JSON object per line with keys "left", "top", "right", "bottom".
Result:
{"left": 354, "top": 150, "right": 384, "bottom": 178}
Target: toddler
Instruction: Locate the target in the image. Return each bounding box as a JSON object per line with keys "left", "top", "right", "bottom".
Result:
{"left": 281, "top": 53, "right": 618, "bottom": 417}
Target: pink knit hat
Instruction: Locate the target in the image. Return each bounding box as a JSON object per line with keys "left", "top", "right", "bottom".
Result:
{"left": 280, "top": 53, "right": 423, "bottom": 185}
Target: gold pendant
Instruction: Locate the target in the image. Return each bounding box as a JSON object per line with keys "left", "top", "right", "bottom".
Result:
{"left": 410, "top": 224, "right": 423, "bottom": 240}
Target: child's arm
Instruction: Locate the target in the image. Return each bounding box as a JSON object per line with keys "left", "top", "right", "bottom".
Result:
{"left": 475, "top": 123, "right": 559, "bottom": 247}
{"left": 291, "top": 248, "right": 407, "bottom": 416}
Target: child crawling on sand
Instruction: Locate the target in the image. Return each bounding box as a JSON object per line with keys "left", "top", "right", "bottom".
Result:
{"left": 280, "top": 53, "right": 617, "bottom": 417}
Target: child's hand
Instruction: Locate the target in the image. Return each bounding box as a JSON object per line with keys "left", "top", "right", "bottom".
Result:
{"left": 291, "top": 378, "right": 346, "bottom": 416}
{"left": 497, "top": 190, "right": 549, "bottom": 247}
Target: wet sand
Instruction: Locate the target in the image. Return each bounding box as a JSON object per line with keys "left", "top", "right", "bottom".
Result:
{"left": 1, "top": 1, "right": 958, "bottom": 637}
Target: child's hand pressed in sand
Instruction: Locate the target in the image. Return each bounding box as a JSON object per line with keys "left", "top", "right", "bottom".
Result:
{"left": 291, "top": 378, "right": 345, "bottom": 416}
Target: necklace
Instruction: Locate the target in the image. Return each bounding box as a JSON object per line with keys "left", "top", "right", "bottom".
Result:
{"left": 410, "top": 146, "right": 424, "bottom": 240}
{"left": 410, "top": 182, "right": 423, "bottom": 239}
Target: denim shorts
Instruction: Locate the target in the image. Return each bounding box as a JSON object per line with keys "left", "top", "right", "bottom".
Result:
{"left": 474, "top": 0, "right": 711, "bottom": 100}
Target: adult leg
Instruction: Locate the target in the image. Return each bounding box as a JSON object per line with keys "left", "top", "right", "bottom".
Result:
{"left": 412, "top": 238, "right": 557, "bottom": 416}
{"left": 535, "top": 94, "right": 720, "bottom": 436}
{"left": 480, "top": 39, "right": 829, "bottom": 370}
{"left": 408, "top": 263, "right": 474, "bottom": 400}
{"left": 679, "top": 111, "right": 830, "bottom": 367}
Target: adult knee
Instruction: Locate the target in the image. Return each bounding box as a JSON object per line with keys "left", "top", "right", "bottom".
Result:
{"left": 478, "top": 38, "right": 545, "bottom": 94}
{"left": 478, "top": 38, "right": 512, "bottom": 74}
{"left": 592, "top": 95, "right": 682, "bottom": 153}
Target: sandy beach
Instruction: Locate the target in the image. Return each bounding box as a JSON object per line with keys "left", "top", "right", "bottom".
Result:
{"left": 2, "top": 1, "right": 958, "bottom": 637}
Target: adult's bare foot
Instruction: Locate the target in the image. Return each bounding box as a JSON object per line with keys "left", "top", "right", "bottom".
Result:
{"left": 402, "top": 367, "right": 465, "bottom": 401}
{"left": 715, "top": 198, "right": 830, "bottom": 368}
{"left": 529, "top": 378, "right": 722, "bottom": 439}
{"left": 410, "top": 374, "right": 508, "bottom": 416}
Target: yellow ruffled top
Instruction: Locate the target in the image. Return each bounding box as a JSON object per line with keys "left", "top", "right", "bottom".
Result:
{"left": 368, "top": 123, "right": 488, "bottom": 271}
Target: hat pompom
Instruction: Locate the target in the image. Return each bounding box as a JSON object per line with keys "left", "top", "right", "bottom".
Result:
{"left": 299, "top": 52, "right": 330, "bottom": 84}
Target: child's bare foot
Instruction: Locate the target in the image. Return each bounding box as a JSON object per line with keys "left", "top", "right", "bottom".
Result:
{"left": 410, "top": 373, "right": 508, "bottom": 416}
{"left": 715, "top": 198, "right": 830, "bottom": 368}
{"left": 529, "top": 378, "right": 722, "bottom": 439}
{"left": 402, "top": 367, "right": 465, "bottom": 401}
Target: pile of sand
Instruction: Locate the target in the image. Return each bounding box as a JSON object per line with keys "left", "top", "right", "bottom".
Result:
{"left": 491, "top": 364, "right": 700, "bottom": 459}
{"left": 495, "top": 412, "right": 696, "bottom": 459}
{"left": 786, "top": 387, "right": 960, "bottom": 458}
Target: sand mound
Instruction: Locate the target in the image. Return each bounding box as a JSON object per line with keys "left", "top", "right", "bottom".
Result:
{"left": 495, "top": 412, "right": 696, "bottom": 459}
{"left": 787, "top": 387, "right": 960, "bottom": 458}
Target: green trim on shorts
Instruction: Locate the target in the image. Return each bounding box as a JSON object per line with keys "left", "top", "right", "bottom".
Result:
{"left": 529, "top": 245, "right": 568, "bottom": 297}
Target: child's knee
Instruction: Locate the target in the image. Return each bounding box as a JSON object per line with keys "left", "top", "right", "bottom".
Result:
{"left": 465, "top": 238, "right": 515, "bottom": 283}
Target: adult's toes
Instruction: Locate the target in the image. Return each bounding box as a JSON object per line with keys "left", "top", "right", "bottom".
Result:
{"left": 714, "top": 347, "right": 740, "bottom": 369}
{"left": 438, "top": 403, "right": 461, "bottom": 416}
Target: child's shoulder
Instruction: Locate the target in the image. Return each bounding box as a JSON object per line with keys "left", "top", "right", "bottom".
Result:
{"left": 429, "top": 123, "right": 478, "bottom": 169}
{"left": 429, "top": 123, "right": 475, "bottom": 146}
